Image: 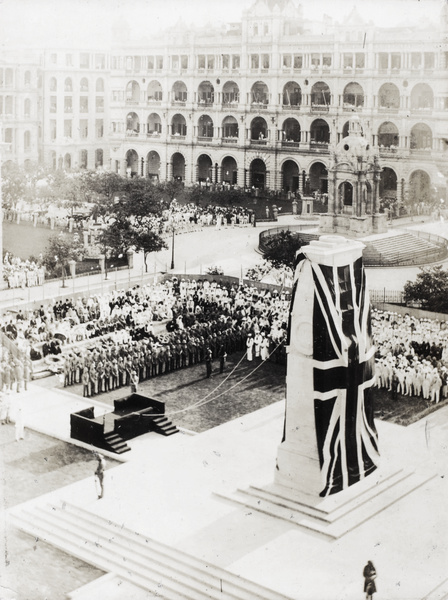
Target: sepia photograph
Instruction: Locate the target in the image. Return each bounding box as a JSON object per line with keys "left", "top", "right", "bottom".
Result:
{"left": 0, "top": 0, "right": 447, "bottom": 598}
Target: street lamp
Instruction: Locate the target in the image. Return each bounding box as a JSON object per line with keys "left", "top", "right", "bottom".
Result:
{"left": 170, "top": 225, "right": 175, "bottom": 270}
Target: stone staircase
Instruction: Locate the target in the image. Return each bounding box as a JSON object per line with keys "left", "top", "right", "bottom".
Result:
{"left": 363, "top": 232, "right": 445, "bottom": 266}
{"left": 216, "top": 467, "right": 435, "bottom": 539}
{"left": 9, "top": 499, "right": 293, "bottom": 600}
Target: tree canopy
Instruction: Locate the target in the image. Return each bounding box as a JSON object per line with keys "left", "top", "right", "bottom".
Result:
{"left": 42, "top": 234, "right": 84, "bottom": 281}
{"left": 403, "top": 265, "right": 448, "bottom": 313}
{"left": 261, "top": 230, "right": 303, "bottom": 270}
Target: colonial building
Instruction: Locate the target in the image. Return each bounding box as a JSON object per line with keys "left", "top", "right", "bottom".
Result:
{"left": 2, "top": 0, "right": 447, "bottom": 208}
{"left": 108, "top": 0, "right": 448, "bottom": 206}
{"left": 40, "top": 49, "right": 109, "bottom": 171}
{"left": 0, "top": 50, "right": 42, "bottom": 167}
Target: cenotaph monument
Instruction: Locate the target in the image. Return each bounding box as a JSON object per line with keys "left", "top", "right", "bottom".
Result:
{"left": 220, "top": 235, "right": 434, "bottom": 539}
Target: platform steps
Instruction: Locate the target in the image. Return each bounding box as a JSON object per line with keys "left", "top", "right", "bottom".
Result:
{"left": 150, "top": 415, "right": 179, "bottom": 436}
{"left": 103, "top": 431, "right": 131, "bottom": 454}
{"left": 216, "top": 467, "right": 435, "bottom": 539}
{"left": 9, "top": 500, "right": 292, "bottom": 600}
{"left": 364, "top": 232, "right": 443, "bottom": 266}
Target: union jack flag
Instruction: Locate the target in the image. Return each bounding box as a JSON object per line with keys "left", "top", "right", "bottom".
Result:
{"left": 291, "top": 252, "right": 379, "bottom": 497}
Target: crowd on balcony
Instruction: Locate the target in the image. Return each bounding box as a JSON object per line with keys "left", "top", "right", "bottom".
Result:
{"left": 372, "top": 309, "right": 448, "bottom": 402}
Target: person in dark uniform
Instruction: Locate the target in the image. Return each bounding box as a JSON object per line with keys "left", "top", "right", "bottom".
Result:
{"left": 205, "top": 347, "right": 213, "bottom": 378}
{"left": 363, "top": 561, "right": 377, "bottom": 599}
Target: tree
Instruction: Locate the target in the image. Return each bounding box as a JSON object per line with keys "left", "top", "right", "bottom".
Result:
{"left": 261, "top": 230, "right": 303, "bottom": 270}
{"left": 2, "top": 164, "right": 29, "bottom": 208}
{"left": 403, "top": 266, "right": 448, "bottom": 313}
{"left": 42, "top": 234, "right": 84, "bottom": 285}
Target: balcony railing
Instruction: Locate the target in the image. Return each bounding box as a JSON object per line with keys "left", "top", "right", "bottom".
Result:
{"left": 310, "top": 141, "right": 329, "bottom": 150}
{"left": 281, "top": 141, "right": 300, "bottom": 148}
{"left": 171, "top": 100, "right": 186, "bottom": 107}
{"left": 250, "top": 102, "right": 268, "bottom": 110}
{"left": 197, "top": 101, "right": 214, "bottom": 108}
{"left": 250, "top": 138, "right": 268, "bottom": 145}
{"left": 147, "top": 99, "right": 162, "bottom": 105}
{"left": 170, "top": 134, "right": 186, "bottom": 140}
{"left": 126, "top": 130, "right": 139, "bottom": 137}
{"left": 125, "top": 99, "right": 139, "bottom": 105}
{"left": 311, "top": 104, "right": 329, "bottom": 113}
{"left": 147, "top": 132, "right": 161, "bottom": 138}
{"left": 222, "top": 137, "right": 239, "bottom": 144}
{"left": 282, "top": 104, "right": 301, "bottom": 110}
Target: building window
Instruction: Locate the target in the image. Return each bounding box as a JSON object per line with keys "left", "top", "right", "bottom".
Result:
{"left": 262, "top": 54, "right": 270, "bottom": 69}
{"left": 343, "top": 54, "right": 353, "bottom": 69}
{"left": 232, "top": 55, "right": 240, "bottom": 69}
{"left": 80, "top": 96, "right": 88, "bottom": 112}
{"left": 147, "top": 56, "right": 154, "bottom": 70}
{"left": 264, "top": 23, "right": 269, "bottom": 35}
{"left": 156, "top": 56, "right": 163, "bottom": 69}
{"left": 5, "top": 128, "right": 12, "bottom": 143}
{"left": 355, "top": 53, "right": 365, "bottom": 69}
{"left": 80, "top": 119, "right": 88, "bottom": 138}
{"left": 95, "top": 54, "right": 105, "bottom": 69}
{"left": 283, "top": 55, "right": 292, "bottom": 68}
{"left": 5, "top": 68, "right": 13, "bottom": 86}
{"left": 411, "top": 53, "right": 421, "bottom": 69}
{"left": 24, "top": 130, "right": 31, "bottom": 149}
{"left": 172, "top": 55, "right": 179, "bottom": 70}
{"left": 198, "top": 55, "right": 206, "bottom": 69}
{"left": 80, "top": 53, "right": 90, "bottom": 68}
{"left": 80, "top": 78, "right": 89, "bottom": 92}
{"left": 65, "top": 77, "right": 73, "bottom": 92}
{"left": 207, "top": 55, "right": 215, "bottom": 69}
{"left": 50, "top": 96, "right": 57, "bottom": 113}
{"left": 323, "top": 54, "right": 332, "bottom": 68}
{"left": 96, "top": 97, "right": 104, "bottom": 112}
{"left": 253, "top": 23, "right": 258, "bottom": 35}
{"left": 66, "top": 53, "right": 73, "bottom": 66}
{"left": 50, "top": 120, "right": 56, "bottom": 140}
{"left": 64, "top": 120, "right": 72, "bottom": 137}
{"left": 96, "top": 119, "right": 104, "bottom": 138}
{"left": 379, "top": 53, "right": 388, "bottom": 70}
{"left": 391, "top": 53, "right": 400, "bottom": 70}
{"left": 293, "top": 54, "right": 303, "bottom": 69}
{"left": 49, "top": 77, "right": 57, "bottom": 92}
{"left": 5, "top": 96, "right": 13, "bottom": 114}
{"left": 181, "top": 55, "right": 188, "bottom": 69}
{"left": 24, "top": 98, "right": 31, "bottom": 116}
{"left": 24, "top": 71, "right": 31, "bottom": 85}
{"left": 222, "top": 54, "right": 229, "bottom": 69}
{"left": 64, "top": 97, "right": 72, "bottom": 112}
{"left": 424, "top": 52, "right": 435, "bottom": 69}
{"left": 311, "top": 54, "right": 321, "bottom": 69}
{"left": 251, "top": 54, "right": 259, "bottom": 69}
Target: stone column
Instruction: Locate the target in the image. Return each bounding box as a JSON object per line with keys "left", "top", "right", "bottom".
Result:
{"left": 237, "top": 167, "right": 245, "bottom": 188}
{"left": 68, "top": 260, "right": 76, "bottom": 278}
{"left": 275, "top": 235, "right": 377, "bottom": 497}
{"left": 298, "top": 171, "right": 304, "bottom": 195}
{"left": 396, "top": 178, "right": 403, "bottom": 204}
{"left": 167, "top": 161, "right": 173, "bottom": 181}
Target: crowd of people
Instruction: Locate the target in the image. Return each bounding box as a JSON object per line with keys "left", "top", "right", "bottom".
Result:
{"left": 1, "top": 277, "right": 291, "bottom": 396}
{"left": 156, "top": 201, "right": 257, "bottom": 236}
{"left": 4, "top": 273, "right": 448, "bottom": 406}
{"left": 3, "top": 253, "right": 45, "bottom": 289}
{"left": 372, "top": 309, "right": 448, "bottom": 402}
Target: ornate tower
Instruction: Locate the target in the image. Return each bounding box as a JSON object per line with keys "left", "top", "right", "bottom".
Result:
{"left": 320, "top": 114, "right": 387, "bottom": 237}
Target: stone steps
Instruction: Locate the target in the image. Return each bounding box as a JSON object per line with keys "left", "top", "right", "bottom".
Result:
{"left": 217, "top": 467, "right": 435, "bottom": 539}
{"left": 364, "top": 232, "right": 443, "bottom": 266}
{"left": 9, "top": 499, "right": 293, "bottom": 600}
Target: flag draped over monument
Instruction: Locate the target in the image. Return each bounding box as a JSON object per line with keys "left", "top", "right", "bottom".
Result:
{"left": 289, "top": 251, "right": 379, "bottom": 497}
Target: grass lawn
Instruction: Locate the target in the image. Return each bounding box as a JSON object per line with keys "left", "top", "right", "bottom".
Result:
{"left": 3, "top": 221, "right": 69, "bottom": 260}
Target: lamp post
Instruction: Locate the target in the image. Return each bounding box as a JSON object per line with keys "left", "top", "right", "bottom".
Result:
{"left": 170, "top": 225, "right": 175, "bottom": 270}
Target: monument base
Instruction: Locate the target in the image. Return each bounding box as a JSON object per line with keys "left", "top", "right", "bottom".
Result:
{"left": 216, "top": 465, "right": 435, "bottom": 539}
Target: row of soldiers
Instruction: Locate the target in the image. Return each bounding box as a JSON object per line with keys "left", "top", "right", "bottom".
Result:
{"left": 64, "top": 319, "right": 252, "bottom": 397}
{"left": 0, "top": 354, "right": 33, "bottom": 393}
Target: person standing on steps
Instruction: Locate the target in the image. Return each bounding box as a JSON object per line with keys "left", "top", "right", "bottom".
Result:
{"left": 363, "top": 560, "right": 377, "bottom": 600}
{"left": 94, "top": 453, "right": 106, "bottom": 499}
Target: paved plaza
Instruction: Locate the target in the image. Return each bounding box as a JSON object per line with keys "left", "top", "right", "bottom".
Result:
{"left": 2, "top": 215, "right": 448, "bottom": 599}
